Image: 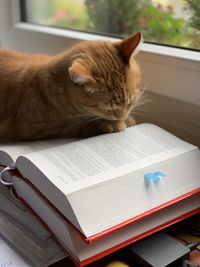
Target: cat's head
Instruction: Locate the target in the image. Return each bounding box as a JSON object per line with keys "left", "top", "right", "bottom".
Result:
{"left": 68, "top": 32, "right": 142, "bottom": 121}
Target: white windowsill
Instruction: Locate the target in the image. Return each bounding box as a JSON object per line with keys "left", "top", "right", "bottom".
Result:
{"left": 13, "top": 22, "right": 200, "bottom": 66}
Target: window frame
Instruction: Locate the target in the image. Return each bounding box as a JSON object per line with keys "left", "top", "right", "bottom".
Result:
{"left": 0, "top": 0, "right": 200, "bottom": 106}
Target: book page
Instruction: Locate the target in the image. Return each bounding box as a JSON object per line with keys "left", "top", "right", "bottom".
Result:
{"left": 0, "top": 138, "right": 75, "bottom": 165}
{"left": 21, "top": 123, "right": 197, "bottom": 194}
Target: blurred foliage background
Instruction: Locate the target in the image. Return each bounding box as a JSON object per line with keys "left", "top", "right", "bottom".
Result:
{"left": 25, "top": 0, "right": 200, "bottom": 50}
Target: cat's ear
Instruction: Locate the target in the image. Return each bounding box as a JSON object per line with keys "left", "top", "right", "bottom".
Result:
{"left": 116, "top": 32, "right": 142, "bottom": 64}
{"left": 68, "top": 60, "right": 94, "bottom": 85}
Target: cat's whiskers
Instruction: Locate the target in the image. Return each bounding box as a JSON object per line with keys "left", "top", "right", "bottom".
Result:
{"left": 130, "top": 86, "right": 150, "bottom": 115}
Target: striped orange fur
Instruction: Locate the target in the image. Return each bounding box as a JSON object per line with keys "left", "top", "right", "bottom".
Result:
{"left": 0, "top": 33, "right": 141, "bottom": 142}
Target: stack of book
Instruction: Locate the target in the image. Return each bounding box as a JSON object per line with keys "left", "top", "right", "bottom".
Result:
{"left": 0, "top": 182, "right": 66, "bottom": 266}
{"left": 0, "top": 123, "right": 199, "bottom": 266}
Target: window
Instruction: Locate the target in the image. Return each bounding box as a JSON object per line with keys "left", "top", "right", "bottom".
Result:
{"left": 22, "top": 0, "right": 200, "bottom": 51}
{"left": 0, "top": 0, "right": 199, "bottom": 104}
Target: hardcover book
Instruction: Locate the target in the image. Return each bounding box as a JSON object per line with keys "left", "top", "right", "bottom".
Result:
{"left": 0, "top": 123, "right": 199, "bottom": 265}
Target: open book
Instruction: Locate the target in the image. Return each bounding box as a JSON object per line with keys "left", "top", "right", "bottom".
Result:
{"left": 0, "top": 123, "right": 200, "bottom": 265}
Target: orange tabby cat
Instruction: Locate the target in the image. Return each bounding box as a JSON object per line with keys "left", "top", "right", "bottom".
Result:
{"left": 0, "top": 32, "right": 141, "bottom": 142}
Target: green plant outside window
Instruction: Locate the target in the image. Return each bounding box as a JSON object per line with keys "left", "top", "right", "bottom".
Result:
{"left": 24, "top": 0, "right": 200, "bottom": 50}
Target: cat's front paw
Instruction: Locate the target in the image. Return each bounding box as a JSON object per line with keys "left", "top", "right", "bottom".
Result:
{"left": 125, "top": 115, "right": 136, "bottom": 128}
{"left": 101, "top": 120, "right": 126, "bottom": 134}
{"left": 100, "top": 116, "right": 136, "bottom": 134}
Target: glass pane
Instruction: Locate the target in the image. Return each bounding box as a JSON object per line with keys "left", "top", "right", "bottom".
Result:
{"left": 23, "top": 0, "right": 200, "bottom": 51}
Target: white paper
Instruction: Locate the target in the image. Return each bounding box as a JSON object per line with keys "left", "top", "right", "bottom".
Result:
{"left": 0, "top": 236, "right": 30, "bottom": 267}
